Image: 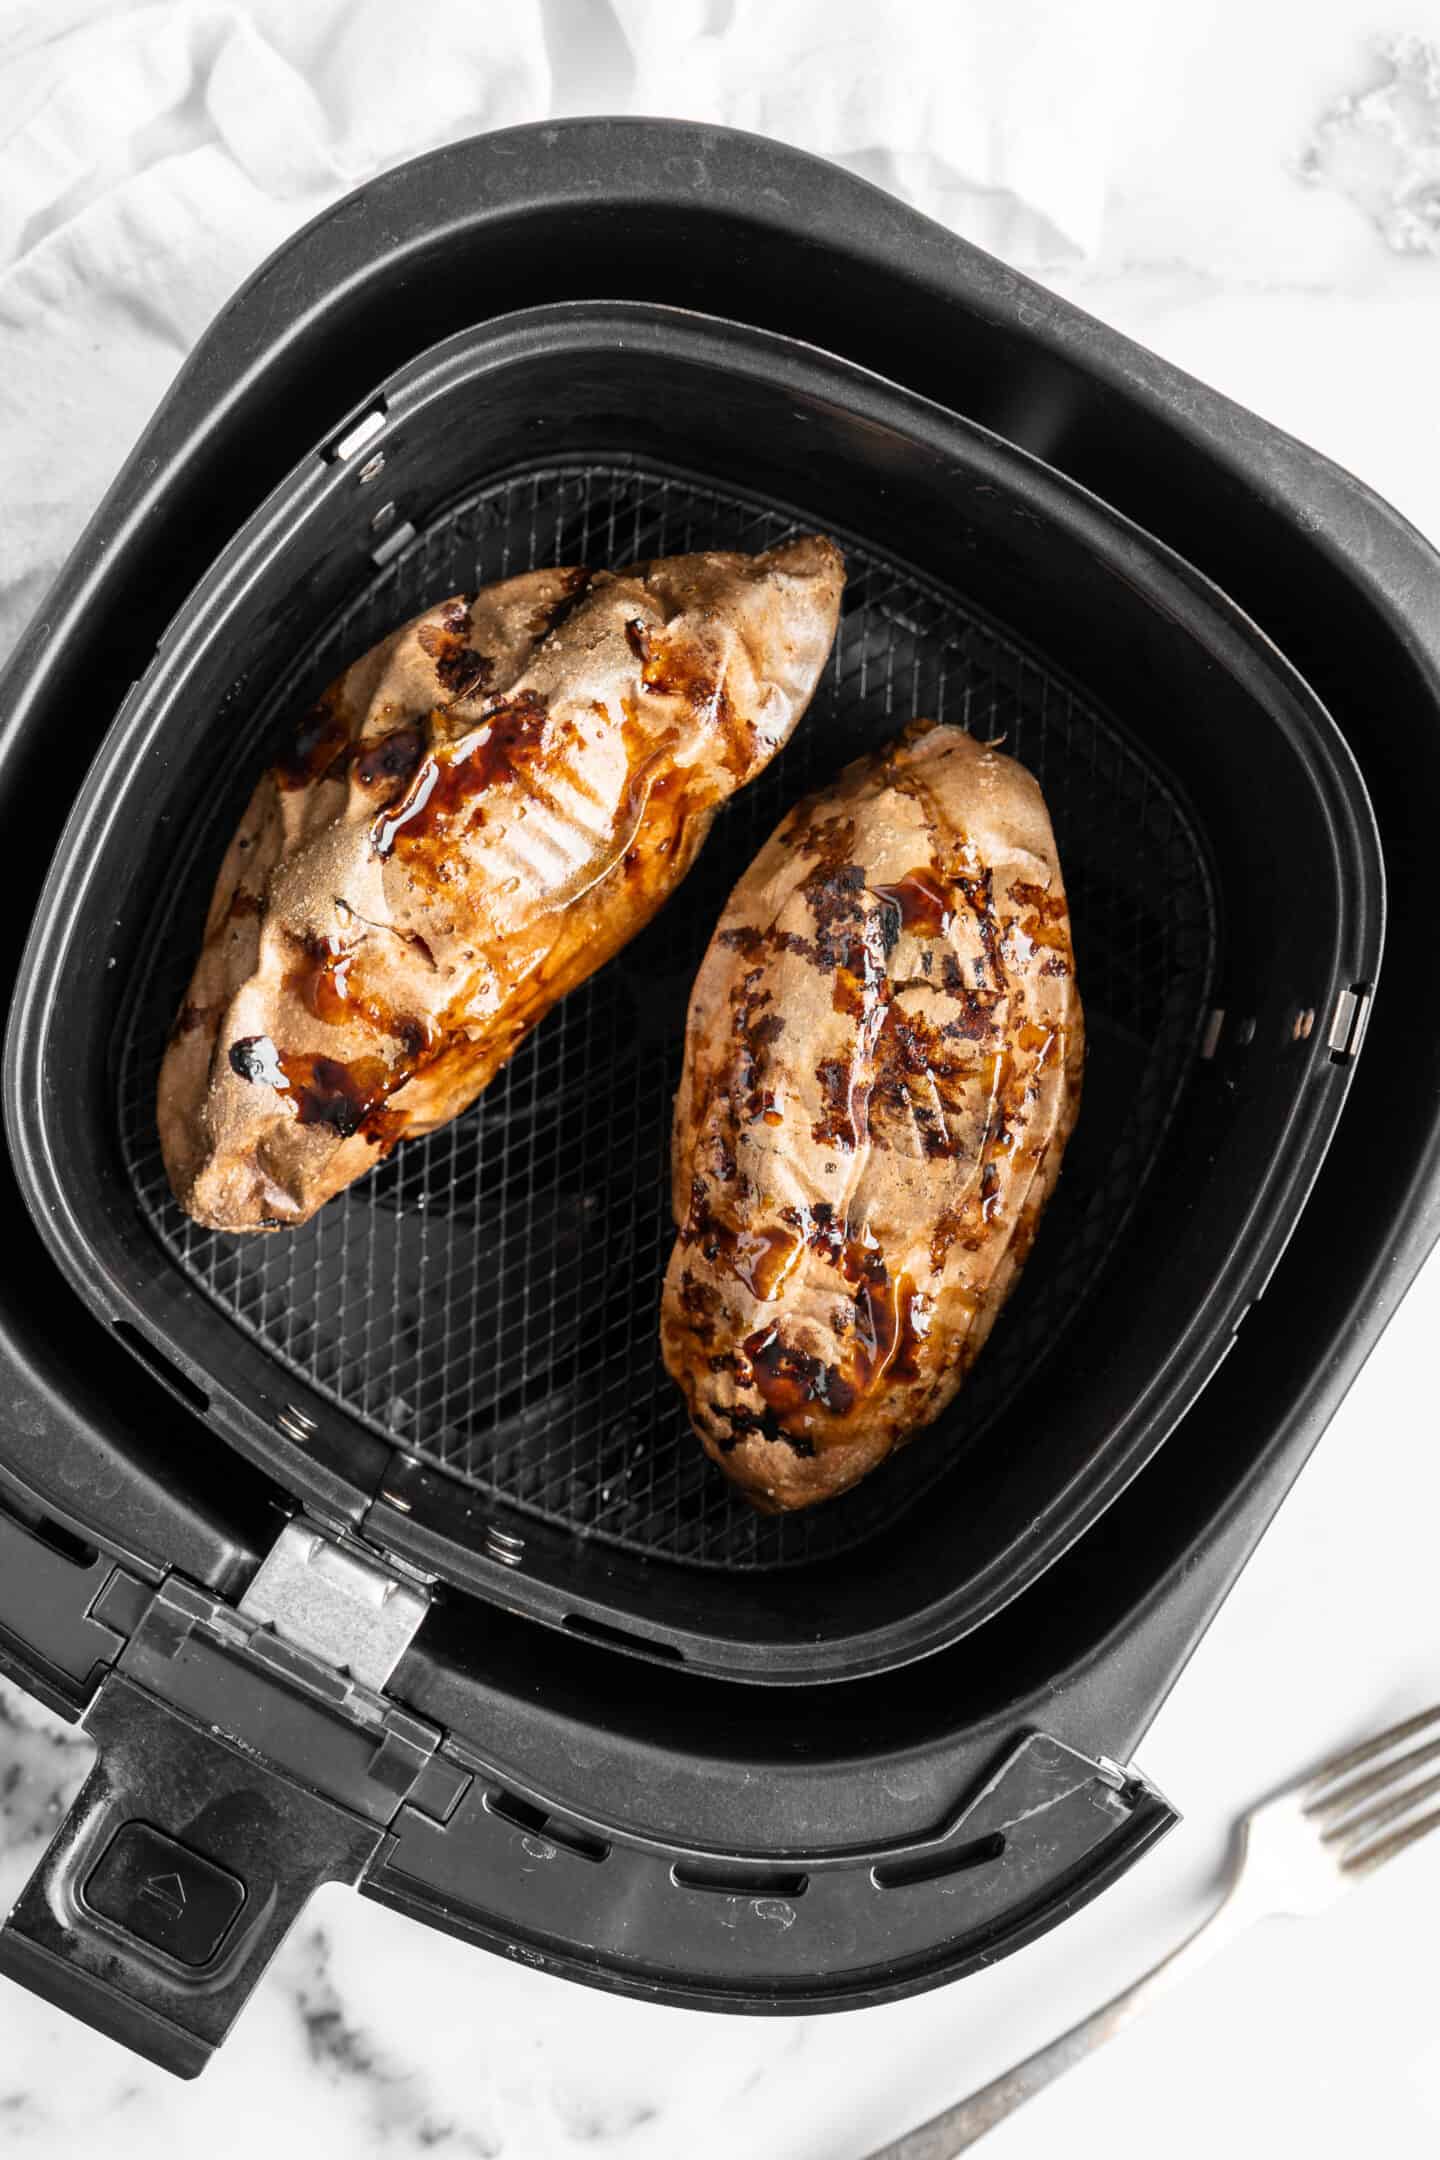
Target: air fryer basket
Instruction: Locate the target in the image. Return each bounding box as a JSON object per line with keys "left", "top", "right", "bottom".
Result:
{"left": 117, "top": 463, "right": 1214, "bottom": 1570}
{"left": 5, "top": 305, "right": 1383, "bottom": 1680}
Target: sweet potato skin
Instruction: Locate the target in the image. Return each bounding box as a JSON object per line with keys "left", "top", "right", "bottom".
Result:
{"left": 160, "top": 538, "right": 844, "bottom": 1231}
{"left": 661, "top": 721, "right": 1083, "bottom": 1512}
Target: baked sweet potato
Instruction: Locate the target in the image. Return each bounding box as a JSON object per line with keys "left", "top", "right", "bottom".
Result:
{"left": 661, "top": 720, "right": 1082, "bottom": 1511}
{"left": 160, "top": 537, "right": 844, "bottom": 1231}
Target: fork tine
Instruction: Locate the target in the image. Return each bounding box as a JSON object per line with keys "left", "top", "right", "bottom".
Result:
{"left": 1321, "top": 1766, "right": 1440, "bottom": 1846}
{"left": 1341, "top": 1801, "right": 1440, "bottom": 1877}
{"left": 1304, "top": 1703, "right": 1440, "bottom": 1793}
{"left": 1304, "top": 1731, "right": 1440, "bottom": 1817}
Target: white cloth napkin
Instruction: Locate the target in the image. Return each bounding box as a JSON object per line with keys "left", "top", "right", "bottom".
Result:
{"left": 0, "top": 0, "right": 1151, "bottom": 660}
{"left": 0, "top": 0, "right": 552, "bottom": 658}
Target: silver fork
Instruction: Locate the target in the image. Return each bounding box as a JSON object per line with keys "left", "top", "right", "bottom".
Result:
{"left": 867, "top": 1703, "right": 1440, "bottom": 2159}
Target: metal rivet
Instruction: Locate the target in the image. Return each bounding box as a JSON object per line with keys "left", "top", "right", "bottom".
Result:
{"left": 482, "top": 1525, "right": 525, "bottom": 1568}
{"left": 358, "top": 451, "right": 386, "bottom": 484}
{"left": 370, "top": 499, "right": 395, "bottom": 532}
{"left": 1292, "top": 1007, "right": 1316, "bottom": 1041}
{"left": 380, "top": 1488, "right": 414, "bottom": 1515}
{"left": 1326, "top": 983, "right": 1373, "bottom": 1064}
{"left": 328, "top": 407, "right": 386, "bottom": 462}
{"left": 277, "top": 1405, "right": 317, "bottom": 1443}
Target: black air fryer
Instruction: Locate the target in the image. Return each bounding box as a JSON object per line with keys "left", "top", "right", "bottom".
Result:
{"left": 0, "top": 121, "right": 1435, "bottom": 2078}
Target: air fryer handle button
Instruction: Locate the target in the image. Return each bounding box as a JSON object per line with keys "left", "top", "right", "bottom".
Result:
{"left": 83, "top": 1822, "right": 247, "bottom": 1970}
{"left": 0, "top": 1672, "right": 383, "bottom": 2078}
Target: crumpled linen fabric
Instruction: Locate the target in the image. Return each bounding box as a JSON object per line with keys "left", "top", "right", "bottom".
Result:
{"left": 5, "top": 0, "right": 1384, "bottom": 663}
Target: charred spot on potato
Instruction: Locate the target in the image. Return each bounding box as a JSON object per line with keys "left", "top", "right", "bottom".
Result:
{"left": 392, "top": 1016, "right": 428, "bottom": 1058}
{"left": 275, "top": 692, "right": 349, "bottom": 790}
{"left": 679, "top": 1272, "right": 722, "bottom": 1325}
{"left": 812, "top": 1056, "right": 858, "bottom": 1150}
{"left": 774, "top": 926, "right": 820, "bottom": 968}
{"left": 707, "top": 1410, "right": 744, "bottom": 1454}
{"left": 418, "top": 600, "right": 471, "bottom": 661}
{"left": 438, "top": 649, "right": 493, "bottom": 699}
{"left": 717, "top": 923, "right": 766, "bottom": 960}
{"left": 918, "top": 1114, "right": 954, "bottom": 1159}
{"left": 417, "top": 602, "right": 496, "bottom": 701}
{"left": 957, "top": 868, "right": 1004, "bottom": 982}
{"left": 272, "top": 1050, "right": 396, "bottom": 1139}
{"left": 529, "top": 565, "right": 594, "bottom": 640}
{"left": 228, "top": 1035, "right": 285, "bottom": 1086}
{"left": 169, "top": 1001, "right": 210, "bottom": 1041}
{"left": 744, "top": 1324, "right": 854, "bottom": 1428}
{"left": 804, "top": 861, "right": 866, "bottom": 939}
{"left": 355, "top": 722, "right": 426, "bottom": 790}
{"left": 705, "top": 1136, "right": 738, "bottom": 1183}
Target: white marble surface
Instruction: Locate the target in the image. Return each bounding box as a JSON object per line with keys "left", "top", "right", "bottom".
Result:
{"left": 4, "top": 5, "right": 1440, "bottom": 2156}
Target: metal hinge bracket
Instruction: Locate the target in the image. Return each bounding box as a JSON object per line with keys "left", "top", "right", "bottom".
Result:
{"left": 238, "top": 1519, "right": 428, "bottom": 1691}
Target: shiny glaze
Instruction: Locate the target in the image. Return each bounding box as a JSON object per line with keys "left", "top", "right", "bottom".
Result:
{"left": 273, "top": 1050, "right": 394, "bottom": 1140}
{"left": 282, "top": 931, "right": 431, "bottom": 1057}
{"left": 873, "top": 866, "right": 954, "bottom": 938}
{"left": 370, "top": 690, "right": 551, "bottom": 859}
{"left": 683, "top": 1213, "right": 801, "bottom": 1302}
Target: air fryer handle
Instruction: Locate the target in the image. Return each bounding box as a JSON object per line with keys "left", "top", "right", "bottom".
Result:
{"left": 0, "top": 1672, "right": 380, "bottom": 2077}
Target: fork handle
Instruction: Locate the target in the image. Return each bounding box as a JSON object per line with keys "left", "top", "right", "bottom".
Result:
{"left": 865, "top": 1892, "right": 1255, "bottom": 2158}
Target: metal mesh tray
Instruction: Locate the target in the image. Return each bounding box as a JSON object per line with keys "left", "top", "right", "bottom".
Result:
{"left": 115, "top": 461, "right": 1215, "bottom": 1570}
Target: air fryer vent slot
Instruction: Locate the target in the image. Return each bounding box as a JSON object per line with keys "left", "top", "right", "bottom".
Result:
{"left": 671, "top": 1861, "right": 809, "bottom": 1899}
{"left": 0, "top": 1496, "right": 100, "bottom": 1571}
{"left": 483, "top": 1789, "right": 609, "bottom": 1863}
{"left": 111, "top": 1320, "right": 211, "bottom": 1417}
{"left": 871, "top": 1832, "right": 1007, "bottom": 1890}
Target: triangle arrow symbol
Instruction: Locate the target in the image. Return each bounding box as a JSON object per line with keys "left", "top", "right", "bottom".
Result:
{"left": 139, "top": 1870, "right": 188, "bottom": 1915}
